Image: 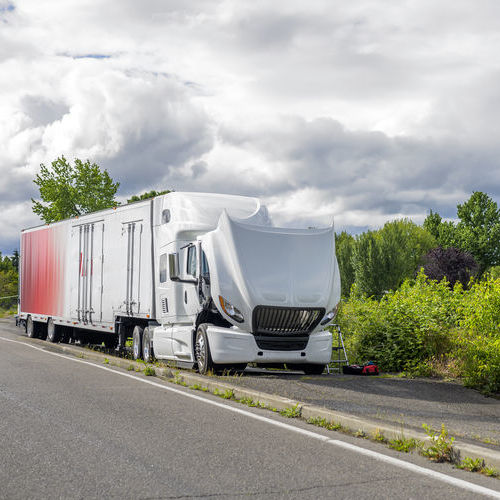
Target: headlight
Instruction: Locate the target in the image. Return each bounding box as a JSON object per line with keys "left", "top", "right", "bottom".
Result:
{"left": 320, "top": 303, "right": 340, "bottom": 326}
{"left": 219, "top": 296, "right": 244, "bottom": 323}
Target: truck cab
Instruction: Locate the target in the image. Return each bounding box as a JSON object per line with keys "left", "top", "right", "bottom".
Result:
{"left": 149, "top": 192, "right": 340, "bottom": 374}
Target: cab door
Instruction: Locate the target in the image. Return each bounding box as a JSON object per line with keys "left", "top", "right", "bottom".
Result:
{"left": 183, "top": 244, "right": 201, "bottom": 318}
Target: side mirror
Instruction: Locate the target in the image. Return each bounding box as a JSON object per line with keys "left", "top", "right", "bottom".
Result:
{"left": 169, "top": 253, "right": 180, "bottom": 281}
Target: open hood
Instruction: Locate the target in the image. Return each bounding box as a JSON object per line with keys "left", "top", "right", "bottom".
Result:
{"left": 199, "top": 211, "right": 340, "bottom": 333}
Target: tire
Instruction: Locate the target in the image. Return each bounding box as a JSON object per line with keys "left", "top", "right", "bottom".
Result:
{"left": 46, "top": 318, "right": 60, "bottom": 343}
{"left": 142, "top": 327, "right": 155, "bottom": 363}
{"left": 195, "top": 323, "right": 215, "bottom": 375}
{"left": 26, "top": 316, "right": 37, "bottom": 338}
{"left": 289, "top": 363, "right": 325, "bottom": 375}
{"left": 132, "top": 325, "right": 143, "bottom": 360}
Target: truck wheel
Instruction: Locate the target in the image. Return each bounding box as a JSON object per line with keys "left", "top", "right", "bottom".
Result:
{"left": 142, "top": 327, "right": 155, "bottom": 363}
{"left": 132, "top": 325, "right": 143, "bottom": 360}
{"left": 46, "top": 318, "right": 61, "bottom": 343}
{"left": 26, "top": 316, "right": 37, "bottom": 338}
{"left": 195, "top": 324, "right": 214, "bottom": 375}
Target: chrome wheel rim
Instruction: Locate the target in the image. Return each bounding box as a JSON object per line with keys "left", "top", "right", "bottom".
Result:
{"left": 27, "top": 318, "right": 33, "bottom": 337}
{"left": 133, "top": 339, "right": 139, "bottom": 359}
{"left": 143, "top": 331, "right": 149, "bottom": 361}
{"left": 48, "top": 321, "right": 54, "bottom": 341}
{"left": 195, "top": 333, "right": 205, "bottom": 368}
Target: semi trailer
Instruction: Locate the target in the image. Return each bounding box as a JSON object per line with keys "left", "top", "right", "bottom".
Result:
{"left": 18, "top": 192, "right": 341, "bottom": 374}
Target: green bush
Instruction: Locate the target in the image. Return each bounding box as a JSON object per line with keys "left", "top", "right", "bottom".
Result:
{"left": 336, "top": 272, "right": 500, "bottom": 394}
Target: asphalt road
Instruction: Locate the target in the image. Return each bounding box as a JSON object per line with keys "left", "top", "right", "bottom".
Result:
{"left": 1, "top": 325, "right": 500, "bottom": 499}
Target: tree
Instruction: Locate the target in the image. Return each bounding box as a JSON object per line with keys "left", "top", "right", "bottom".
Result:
{"left": 11, "top": 250, "right": 19, "bottom": 273}
{"left": 335, "top": 231, "right": 355, "bottom": 297}
{"left": 351, "top": 219, "right": 435, "bottom": 298}
{"left": 32, "top": 156, "right": 119, "bottom": 223}
{"left": 127, "top": 190, "right": 170, "bottom": 203}
{"left": 423, "top": 247, "right": 478, "bottom": 287}
{"left": 352, "top": 231, "right": 385, "bottom": 297}
{"left": 455, "top": 191, "right": 500, "bottom": 275}
{"left": 424, "top": 192, "right": 500, "bottom": 276}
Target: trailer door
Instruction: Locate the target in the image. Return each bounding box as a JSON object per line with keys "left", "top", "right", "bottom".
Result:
{"left": 71, "top": 222, "right": 104, "bottom": 324}
{"left": 123, "top": 221, "right": 143, "bottom": 316}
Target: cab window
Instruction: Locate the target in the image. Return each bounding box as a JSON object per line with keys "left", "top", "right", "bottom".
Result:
{"left": 159, "top": 254, "right": 168, "bottom": 283}
{"left": 187, "top": 246, "right": 197, "bottom": 277}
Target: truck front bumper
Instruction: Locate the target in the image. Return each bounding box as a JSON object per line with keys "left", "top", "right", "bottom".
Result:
{"left": 206, "top": 326, "right": 332, "bottom": 365}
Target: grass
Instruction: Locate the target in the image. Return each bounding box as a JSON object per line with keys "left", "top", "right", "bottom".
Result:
{"left": 388, "top": 435, "right": 422, "bottom": 453}
{"left": 103, "top": 358, "right": 109, "bottom": 364}
{"left": 0, "top": 306, "right": 16, "bottom": 318}
{"left": 143, "top": 366, "right": 156, "bottom": 376}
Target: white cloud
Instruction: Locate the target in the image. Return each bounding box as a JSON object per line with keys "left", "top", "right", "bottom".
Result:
{"left": 2, "top": 0, "right": 500, "bottom": 252}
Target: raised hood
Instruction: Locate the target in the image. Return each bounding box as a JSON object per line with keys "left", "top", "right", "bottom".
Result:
{"left": 199, "top": 211, "right": 340, "bottom": 333}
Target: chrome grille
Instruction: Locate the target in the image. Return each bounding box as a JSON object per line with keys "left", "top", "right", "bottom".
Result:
{"left": 252, "top": 306, "right": 325, "bottom": 336}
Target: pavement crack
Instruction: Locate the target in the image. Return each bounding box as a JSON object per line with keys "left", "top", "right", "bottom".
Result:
{"left": 138, "top": 475, "right": 403, "bottom": 499}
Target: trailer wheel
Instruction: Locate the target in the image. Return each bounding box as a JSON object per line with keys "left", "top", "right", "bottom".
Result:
{"left": 195, "top": 323, "right": 214, "bottom": 375}
{"left": 132, "top": 325, "right": 143, "bottom": 360}
{"left": 26, "top": 316, "right": 37, "bottom": 338}
{"left": 142, "top": 327, "right": 155, "bottom": 363}
{"left": 46, "top": 318, "right": 60, "bottom": 343}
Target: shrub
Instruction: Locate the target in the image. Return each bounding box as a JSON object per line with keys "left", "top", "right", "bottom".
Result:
{"left": 336, "top": 272, "right": 500, "bottom": 394}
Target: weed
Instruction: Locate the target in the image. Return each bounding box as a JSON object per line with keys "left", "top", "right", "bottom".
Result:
{"left": 143, "top": 366, "right": 156, "bottom": 376}
{"left": 238, "top": 397, "right": 267, "bottom": 409}
{"left": 173, "top": 371, "right": 187, "bottom": 386}
{"left": 127, "top": 364, "right": 134, "bottom": 371}
{"left": 388, "top": 436, "right": 421, "bottom": 453}
{"left": 372, "top": 429, "right": 388, "bottom": 443}
{"left": 103, "top": 357, "right": 109, "bottom": 364}
{"left": 189, "top": 384, "right": 202, "bottom": 390}
{"left": 354, "top": 429, "right": 368, "bottom": 439}
{"left": 420, "top": 424, "right": 457, "bottom": 463}
{"left": 214, "top": 388, "right": 234, "bottom": 399}
{"left": 456, "top": 457, "right": 499, "bottom": 477}
{"left": 457, "top": 457, "right": 484, "bottom": 472}
{"left": 279, "top": 404, "right": 302, "bottom": 418}
{"left": 239, "top": 397, "right": 255, "bottom": 406}
{"left": 482, "top": 466, "right": 499, "bottom": 478}
{"left": 307, "top": 416, "right": 344, "bottom": 431}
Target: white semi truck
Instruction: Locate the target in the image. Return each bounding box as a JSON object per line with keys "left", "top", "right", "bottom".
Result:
{"left": 18, "top": 192, "right": 340, "bottom": 374}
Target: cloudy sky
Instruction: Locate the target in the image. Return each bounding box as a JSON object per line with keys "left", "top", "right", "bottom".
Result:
{"left": 1, "top": 0, "right": 500, "bottom": 253}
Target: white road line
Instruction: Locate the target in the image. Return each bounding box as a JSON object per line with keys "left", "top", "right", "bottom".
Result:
{"left": 2, "top": 334, "right": 499, "bottom": 499}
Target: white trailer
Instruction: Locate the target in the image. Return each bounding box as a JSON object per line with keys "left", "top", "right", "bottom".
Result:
{"left": 19, "top": 192, "right": 340, "bottom": 374}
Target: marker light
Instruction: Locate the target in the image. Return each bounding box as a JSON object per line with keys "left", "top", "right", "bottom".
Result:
{"left": 219, "top": 296, "right": 244, "bottom": 323}
{"left": 320, "top": 303, "right": 340, "bottom": 326}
